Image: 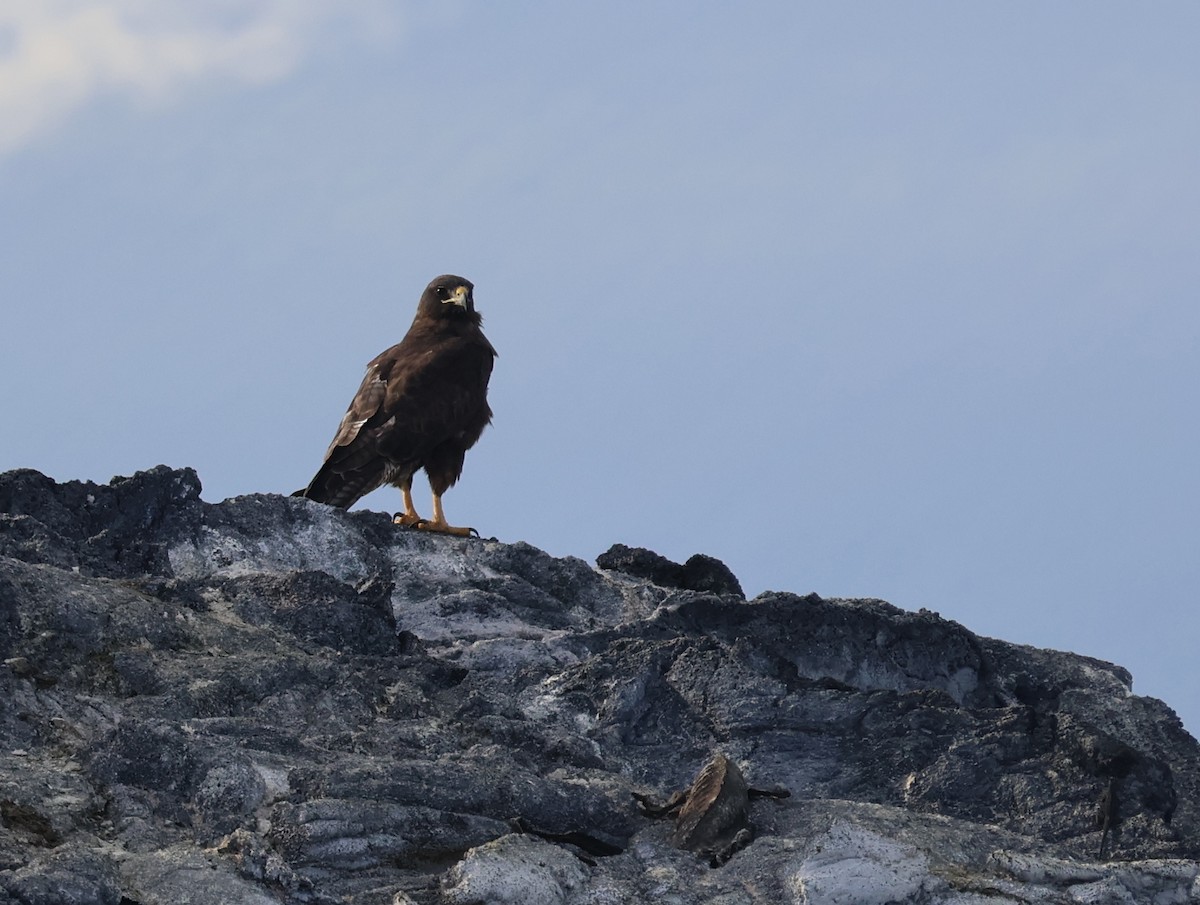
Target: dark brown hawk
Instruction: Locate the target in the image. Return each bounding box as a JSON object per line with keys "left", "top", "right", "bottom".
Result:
{"left": 295, "top": 274, "right": 496, "bottom": 536}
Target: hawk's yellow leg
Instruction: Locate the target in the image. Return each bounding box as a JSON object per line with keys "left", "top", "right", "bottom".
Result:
{"left": 392, "top": 482, "right": 423, "bottom": 527}
{"left": 414, "top": 493, "right": 477, "bottom": 537}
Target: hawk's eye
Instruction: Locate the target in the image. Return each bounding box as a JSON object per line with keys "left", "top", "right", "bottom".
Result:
{"left": 435, "top": 286, "right": 450, "bottom": 301}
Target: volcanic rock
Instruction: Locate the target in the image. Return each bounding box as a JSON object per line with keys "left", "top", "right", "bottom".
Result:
{"left": 1, "top": 466, "right": 1197, "bottom": 904}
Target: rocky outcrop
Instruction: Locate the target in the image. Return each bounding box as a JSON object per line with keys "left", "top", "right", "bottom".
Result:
{"left": 1, "top": 466, "right": 1197, "bottom": 904}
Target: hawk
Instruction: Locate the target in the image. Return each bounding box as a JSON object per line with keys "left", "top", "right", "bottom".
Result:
{"left": 295, "top": 274, "right": 496, "bottom": 536}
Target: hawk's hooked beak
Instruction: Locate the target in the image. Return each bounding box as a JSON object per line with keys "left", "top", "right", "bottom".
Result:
{"left": 446, "top": 286, "right": 470, "bottom": 308}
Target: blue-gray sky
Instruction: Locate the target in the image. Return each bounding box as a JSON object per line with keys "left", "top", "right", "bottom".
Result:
{"left": 2, "top": 2, "right": 1197, "bottom": 736}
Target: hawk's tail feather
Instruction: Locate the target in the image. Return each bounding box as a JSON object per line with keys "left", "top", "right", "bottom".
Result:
{"left": 294, "top": 461, "right": 388, "bottom": 510}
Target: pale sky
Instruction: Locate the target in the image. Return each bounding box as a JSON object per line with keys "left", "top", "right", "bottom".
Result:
{"left": 2, "top": 2, "right": 1198, "bottom": 737}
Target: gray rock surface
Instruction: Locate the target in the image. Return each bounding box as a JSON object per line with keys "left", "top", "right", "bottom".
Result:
{"left": 1, "top": 466, "right": 1197, "bottom": 904}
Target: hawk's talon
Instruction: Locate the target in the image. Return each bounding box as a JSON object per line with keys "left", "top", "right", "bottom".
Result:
{"left": 413, "top": 519, "right": 477, "bottom": 538}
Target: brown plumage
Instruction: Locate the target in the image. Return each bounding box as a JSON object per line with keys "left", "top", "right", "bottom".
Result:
{"left": 295, "top": 275, "right": 496, "bottom": 536}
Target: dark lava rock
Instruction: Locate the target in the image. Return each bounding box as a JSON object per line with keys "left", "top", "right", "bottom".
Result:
{"left": 634, "top": 752, "right": 789, "bottom": 867}
{"left": 1, "top": 466, "right": 1198, "bottom": 905}
{"left": 596, "top": 542, "right": 745, "bottom": 597}
{"left": 0, "top": 466, "right": 202, "bottom": 578}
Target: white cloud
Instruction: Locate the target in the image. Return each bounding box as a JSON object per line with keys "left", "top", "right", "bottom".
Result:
{"left": 0, "top": 0, "right": 401, "bottom": 154}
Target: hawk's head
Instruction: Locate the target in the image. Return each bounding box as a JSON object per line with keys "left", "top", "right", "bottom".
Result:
{"left": 419, "top": 274, "right": 477, "bottom": 321}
